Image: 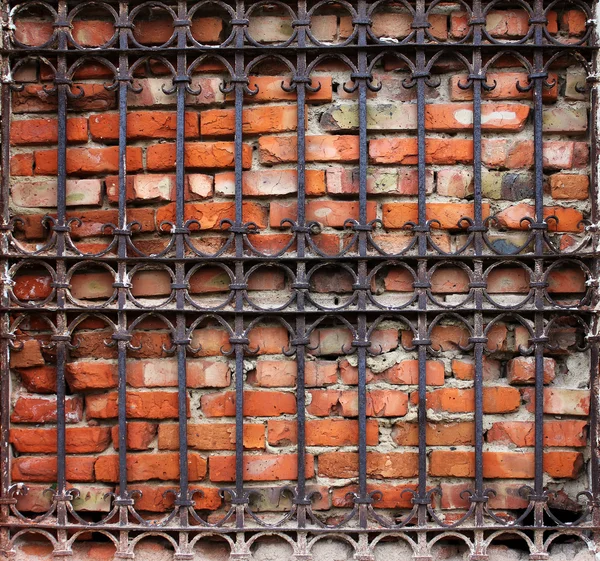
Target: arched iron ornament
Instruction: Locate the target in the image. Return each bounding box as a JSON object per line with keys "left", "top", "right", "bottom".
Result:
{"left": 0, "top": 0, "right": 598, "bottom": 559}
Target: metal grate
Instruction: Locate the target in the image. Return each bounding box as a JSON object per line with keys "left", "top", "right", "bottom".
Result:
{"left": 0, "top": 0, "right": 599, "bottom": 558}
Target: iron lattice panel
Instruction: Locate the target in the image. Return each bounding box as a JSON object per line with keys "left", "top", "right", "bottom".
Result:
{"left": 0, "top": 0, "right": 598, "bottom": 559}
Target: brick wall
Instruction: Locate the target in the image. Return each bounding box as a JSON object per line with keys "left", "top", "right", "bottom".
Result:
{"left": 5, "top": 1, "right": 594, "bottom": 539}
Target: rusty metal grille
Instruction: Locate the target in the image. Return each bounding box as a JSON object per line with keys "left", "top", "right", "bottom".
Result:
{"left": 0, "top": 0, "right": 599, "bottom": 558}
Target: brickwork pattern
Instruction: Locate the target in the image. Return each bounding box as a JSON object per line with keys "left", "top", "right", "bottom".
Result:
{"left": 0, "top": 0, "right": 598, "bottom": 559}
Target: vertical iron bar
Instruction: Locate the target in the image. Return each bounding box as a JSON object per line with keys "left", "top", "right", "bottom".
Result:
{"left": 355, "top": 0, "right": 370, "bottom": 530}
{"left": 294, "top": 0, "right": 309, "bottom": 529}
{"left": 174, "top": 1, "right": 192, "bottom": 540}
{"left": 587, "top": 7, "right": 600, "bottom": 536}
{"left": 0, "top": 0, "right": 11, "bottom": 546}
{"left": 413, "top": 0, "right": 430, "bottom": 533}
{"left": 53, "top": 3, "right": 70, "bottom": 550}
{"left": 114, "top": 7, "right": 132, "bottom": 552}
{"left": 231, "top": 0, "right": 247, "bottom": 529}
{"left": 470, "top": 1, "right": 486, "bottom": 532}
{"left": 590, "top": 83, "right": 600, "bottom": 538}
{"left": 531, "top": 0, "right": 548, "bottom": 541}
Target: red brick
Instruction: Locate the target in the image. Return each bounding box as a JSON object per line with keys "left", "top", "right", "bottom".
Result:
{"left": 132, "top": 17, "right": 223, "bottom": 44}
{"left": 450, "top": 72, "right": 558, "bottom": 103}
{"left": 13, "top": 84, "right": 115, "bottom": 114}
{"left": 496, "top": 203, "right": 585, "bottom": 233}
{"left": 522, "top": 387, "right": 590, "bottom": 416}
{"left": 562, "top": 9, "right": 587, "bottom": 36}
{"left": 112, "top": 423, "right": 157, "bottom": 451}
{"left": 416, "top": 387, "right": 520, "bottom": 414}
{"left": 147, "top": 142, "right": 252, "bottom": 171}
{"left": 451, "top": 357, "right": 502, "bottom": 382}
{"left": 202, "top": 105, "right": 298, "bottom": 136}
{"left": 10, "top": 339, "right": 45, "bottom": 368}
{"left": 12, "top": 456, "right": 96, "bottom": 482}
{"left": 13, "top": 275, "right": 53, "bottom": 302}
{"left": 95, "top": 453, "right": 207, "bottom": 482}
{"left": 332, "top": 484, "right": 416, "bottom": 509}
{"left": 131, "top": 485, "right": 222, "bottom": 512}
{"left": 85, "top": 391, "right": 185, "bottom": 419}
{"left": 259, "top": 135, "right": 360, "bottom": 164}
{"left": 507, "top": 356, "right": 556, "bottom": 385}
{"left": 392, "top": 422, "right": 475, "bottom": 446}
{"left": 426, "top": 103, "right": 530, "bottom": 132}
{"left": 318, "top": 452, "right": 418, "bottom": 478}
{"left": 487, "top": 420, "right": 588, "bottom": 447}
{"left": 11, "top": 117, "right": 88, "bottom": 145}
{"left": 11, "top": 153, "right": 34, "bottom": 175}
{"left": 10, "top": 427, "right": 111, "bottom": 454}
{"left": 247, "top": 325, "right": 290, "bottom": 354}
{"left": 158, "top": 423, "right": 265, "bottom": 450}
{"left": 382, "top": 202, "right": 491, "bottom": 230}
{"left": 156, "top": 201, "right": 267, "bottom": 231}
{"left": 35, "top": 146, "right": 143, "bottom": 175}
{"left": 215, "top": 169, "right": 325, "bottom": 197}
{"left": 385, "top": 360, "right": 445, "bottom": 386}
{"left": 11, "top": 178, "right": 102, "bottom": 208}
{"left": 11, "top": 395, "right": 83, "bottom": 423}
{"left": 201, "top": 391, "right": 296, "bottom": 417}
{"left": 210, "top": 454, "right": 314, "bottom": 482}
{"left": 270, "top": 200, "right": 377, "bottom": 229}
{"left": 126, "top": 358, "right": 230, "bottom": 389}
{"left": 89, "top": 111, "right": 199, "bottom": 141}
{"left": 370, "top": 138, "right": 474, "bottom": 165}
{"left": 307, "top": 389, "right": 408, "bottom": 417}
{"left": 15, "top": 365, "right": 56, "bottom": 393}
{"left": 550, "top": 174, "right": 589, "bottom": 200}
{"left": 66, "top": 361, "right": 118, "bottom": 391}
{"left": 245, "top": 76, "right": 332, "bottom": 103}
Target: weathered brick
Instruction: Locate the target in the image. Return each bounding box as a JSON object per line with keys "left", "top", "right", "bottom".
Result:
{"left": 11, "top": 117, "right": 88, "bottom": 145}
{"left": 85, "top": 391, "right": 186, "bottom": 419}
{"left": 11, "top": 395, "right": 83, "bottom": 423}
{"left": 318, "top": 452, "right": 418, "bottom": 478}
{"left": 382, "top": 202, "right": 491, "bottom": 230}
{"left": 487, "top": 420, "right": 588, "bottom": 447}
{"left": 10, "top": 427, "right": 111, "bottom": 454}
{"left": 158, "top": 423, "right": 265, "bottom": 450}
{"left": 270, "top": 200, "right": 377, "bottom": 228}
{"left": 426, "top": 103, "right": 530, "bottom": 132}
{"left": 201, "top": 105, "right": 298, "bottom": 136}
{"left": 481, "top": 171, "right": 534, "bottom": 201}
{"left": 307, "top": 389, "right": 408, "bottom": 417}
{"left": 12, "top": 456, "right": 96, "bottom": 483}
{"left": 89, "top": 111, "right": 199, "bottom": 141}
{"left": 147, "top": 142, "right": 252, "bottom": 171}
{"left": 327, "top": 167, "right": 434, "bottom": 196}
{"left": 95, "top": 453, "right": 207, "bottom": 482}
{"left": 215, "top": 169, "right": 325, "bottom": 197}
{"left": 496, "top": 203, "right": 584, "bottom": 233}
{"left": 543, "top": 107, "right": 588, "bottom": 134}
{"left": 210, "top": 454, "right": 314, "bottom": 482}
{"left": 245, "top": 76, "right": 333, "bottom": 103}
{"left": 522, "top": 387, "right": 590, "bottom": 416}
{"left": 451, "top": 72, "right": 558, "bottom": 102}
{"left": 259, "top": 135, "right": 360, "bottom": 164}
{"left": 156, "top": 201, "right": 267, "bottom": 231}
{"left": 35, "top": 146, "right": 143, "bottom": 175}
{"left": 370, "top": 138, "right": 474, "bottom": 165}
{"left": 507, "top": 357, "right": 556, "bottom": 385}
{"left": 550, "top": 174, "right": 589, "bottom": 200}
{"left": 201, "top": 391, "right": 296, "bottom": 417}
